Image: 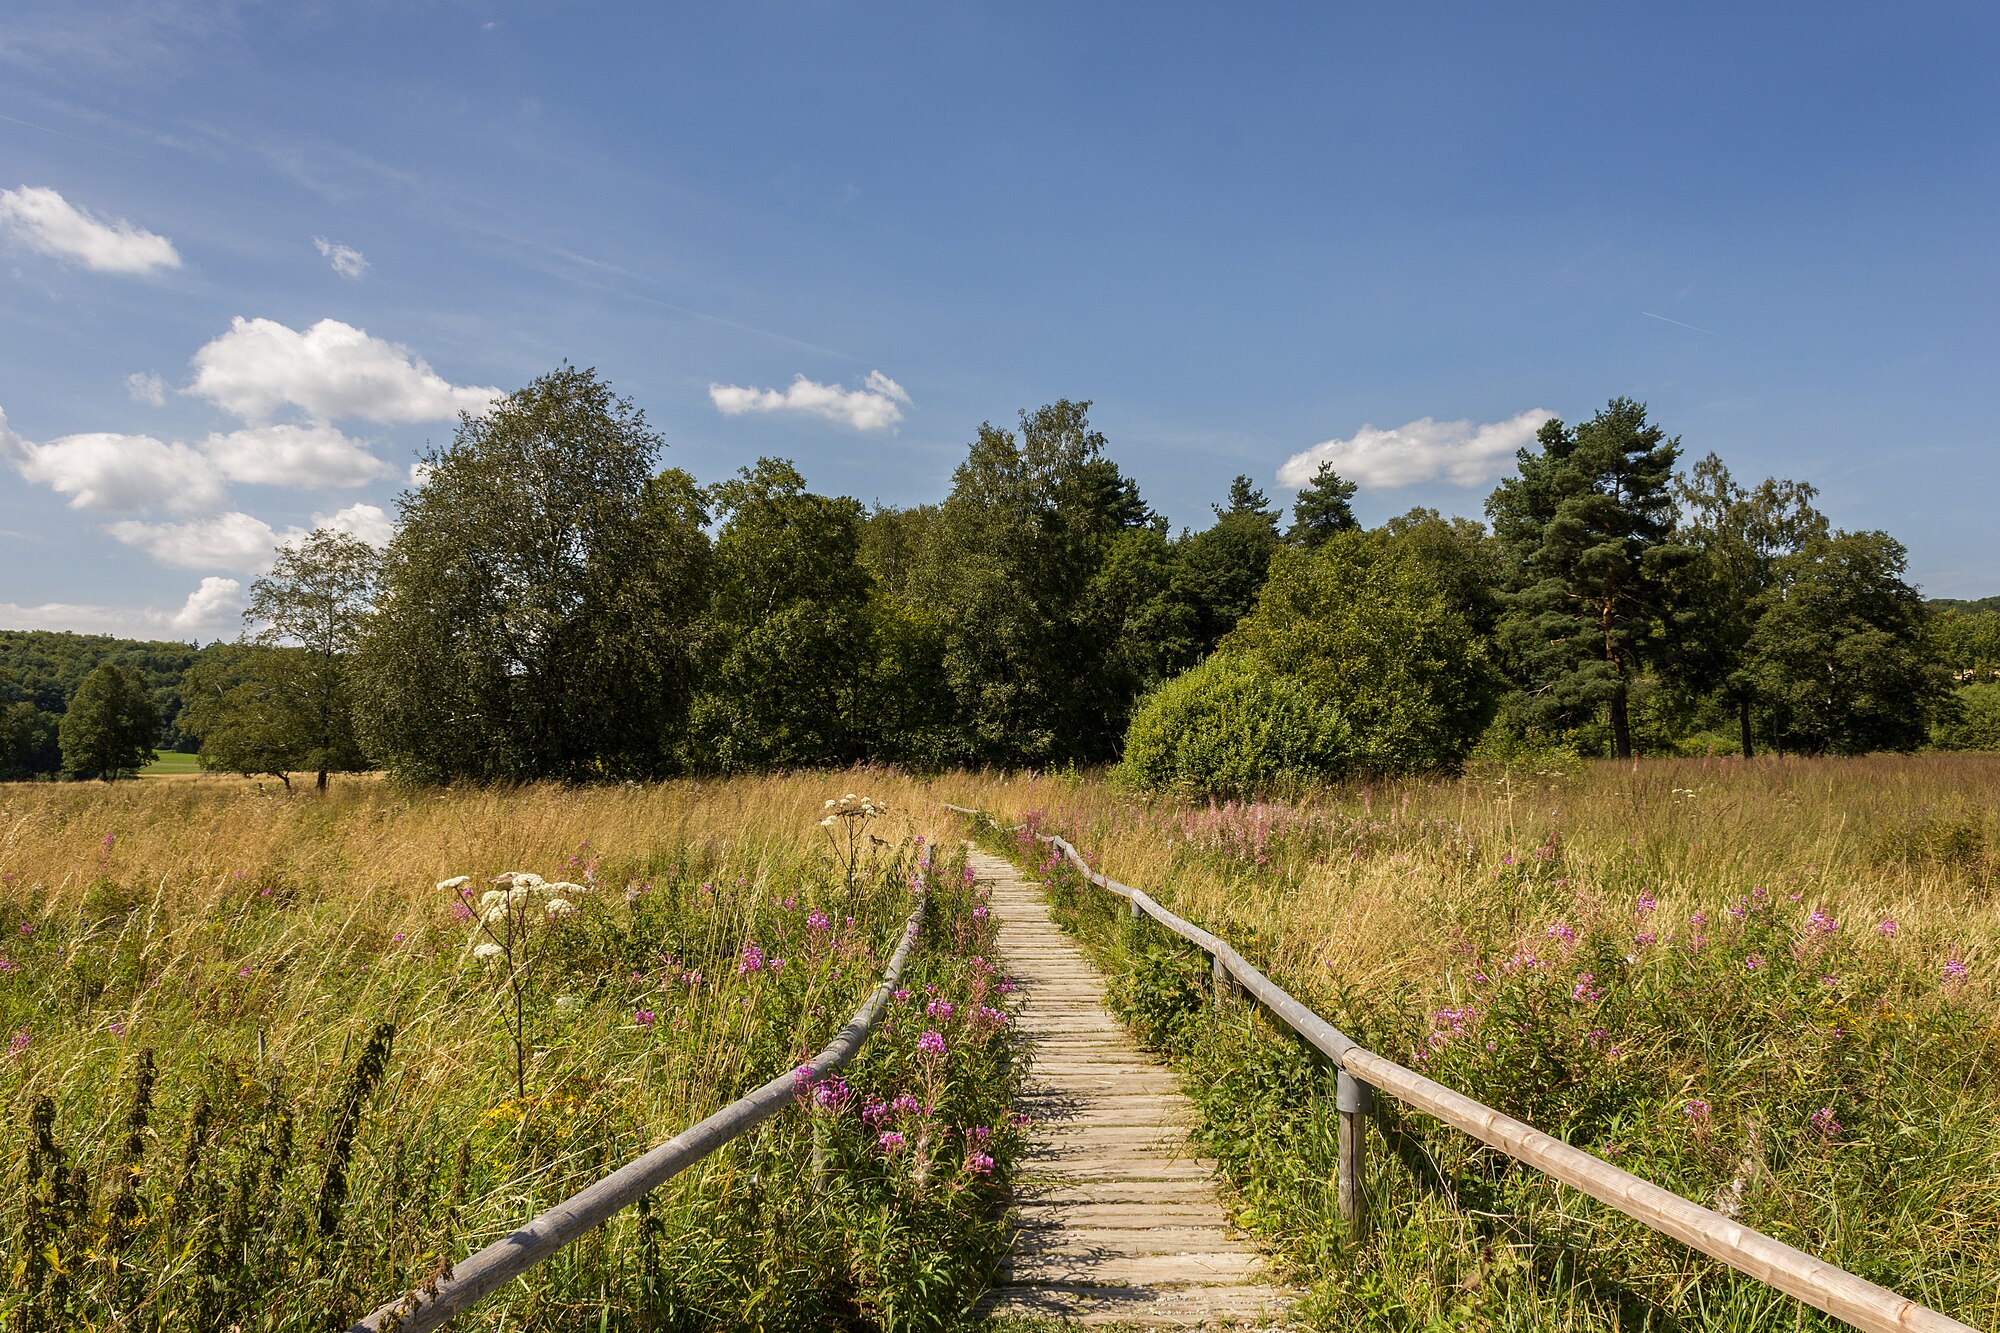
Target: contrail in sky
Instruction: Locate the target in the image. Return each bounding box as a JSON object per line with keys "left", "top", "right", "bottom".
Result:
{"left": 1641, "top": 310, "right": 1737, "bottom": 341}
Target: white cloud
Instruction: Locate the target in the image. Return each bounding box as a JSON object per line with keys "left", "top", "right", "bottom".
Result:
{"left": 1277, "top": 408, "right": 1557, "bottom": 491}
{"left": 709, "top": 370, "right": 910, "bottom": 432}
{"left": 0, "top": 578, "right": 244, "bottom": 641}
{"left": 0, "top": 406, "right": 227, "bottom": 511}
{"left": 202, "top": 422, "right": 394, "bottom": 488}
{"left": 313, "top": 235, "right": 368, "bottom": 279}
{"left": 0, "top": 185, "right": 181, "bottom": 274}
{"left": 408, "top": 459, "right": 433, "bottom": 487}
{"left": 107, "top": 511, "right": 279, "bottom": 571}
{"left": 172, "top": 576, "right": 243, "bottom": 631}
{"left": 188, "top": 316, "right": 501, "bottom": 424}
{"left": 125, "top": 371, "right": 167, "bottom": 406}
{"left": 310, "top": 501, "right": 394, "bottom": 548}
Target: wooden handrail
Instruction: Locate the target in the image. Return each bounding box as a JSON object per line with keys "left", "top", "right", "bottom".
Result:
{"left": 353, "top": 897, "right": 927, "bottom": 1333}
{"left": 947, "top": 803, "right": 1984, "bottom": 1333}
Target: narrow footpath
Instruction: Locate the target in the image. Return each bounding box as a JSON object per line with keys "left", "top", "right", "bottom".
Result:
{"left": 971, "top": 848, "right": 1293, "bottom": 1327}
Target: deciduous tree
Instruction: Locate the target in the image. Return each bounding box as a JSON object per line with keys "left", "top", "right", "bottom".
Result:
{"left": 355, "top": 365, "right": 709, "bottom": 781}
{"left": 57, "top": 663, "right": 157, "bottom": 780}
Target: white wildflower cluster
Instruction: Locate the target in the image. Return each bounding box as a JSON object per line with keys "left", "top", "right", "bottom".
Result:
{"left": 442, "top": 869, "right": 594, "bottom": 962}
{"left": 819, "top": 792, "right": 884, "bottom": 828}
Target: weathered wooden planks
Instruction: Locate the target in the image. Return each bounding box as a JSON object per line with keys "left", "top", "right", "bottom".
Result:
{"left": 971, "top": 849, "right": 1292, "bottom": 1328}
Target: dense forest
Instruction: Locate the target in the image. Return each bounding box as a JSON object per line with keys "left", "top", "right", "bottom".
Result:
{"left": 5, "top": 365, "right": 1997, "bottom": 789}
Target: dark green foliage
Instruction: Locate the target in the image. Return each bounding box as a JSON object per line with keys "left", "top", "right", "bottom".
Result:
{"left": 1121, "top": 654, "right": 1352, "bottom": 798}
{"left": 355, "top": 366, "right": 710, "bottom": 781}
{"left": 0, "top": 631, "right": 198, "bottom": 762}
{"left": 690, "top": 459, "right": 875, "bottom": 771}
{"left": 911, "top": 399, "right": 1159, "bottom": 765}
{"left": 1747, "top": 531, "right": 1951, "bottom": 754}
{"left": 1933, "top": 683, "right": 2000, "bottom": 751}
{"left": 1182, "top": 475, "right": 1283, "bottom": 648}
{"left": 1285, "top": 460, "right": 1360, "bottom": 547}
{"left": 1224, "top": 530, "right": 1498, "bottom": 774}
{"left": 1664, "top": 454, "right": 1828, "bottom": 757}
{"left": 1488, "top": 399, "right": 1689, "bottom": 759}
{"left": 57, "top": 663, "right": 157, "bottom": 780}
{"left": 0, "top": 697, "right": 59, "bottom": 780}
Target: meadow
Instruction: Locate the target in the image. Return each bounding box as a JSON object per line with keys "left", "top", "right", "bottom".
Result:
{"left": 0, "top": 776, "right": 1020, "bottom": 1331}
{"left": 953, "top": 753, "right": 2000, "bottom": 1330}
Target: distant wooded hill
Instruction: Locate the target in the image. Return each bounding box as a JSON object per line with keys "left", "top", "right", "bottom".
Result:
{"left": 1, "top": 630, "right": 202, "bottom": 778}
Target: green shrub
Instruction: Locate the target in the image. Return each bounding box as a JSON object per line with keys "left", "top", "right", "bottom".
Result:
{"left": 1119, "top": 654, "right": 1351, "bottom": 798}
{"left": 1932, "top": 682, "right": 2000, "bottom": 751}
{"left": 1225, "top": 532, "right": 1498, "bottom": 773}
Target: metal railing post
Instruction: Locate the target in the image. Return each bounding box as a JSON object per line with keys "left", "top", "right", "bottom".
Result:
{"left": 1336, "top": 1070, "right": 1372, "bottom": 1242}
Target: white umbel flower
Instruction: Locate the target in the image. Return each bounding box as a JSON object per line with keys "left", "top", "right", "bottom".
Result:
{"left": 436, "top": 875, "right": 471, "bottom": 892}
{"left": 472, "top": 942, "right": 504, "bottom": 960}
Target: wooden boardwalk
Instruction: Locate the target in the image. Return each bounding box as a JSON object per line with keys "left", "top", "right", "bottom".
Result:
{"left": 971, "top": 848, "right": 1293, "bottom": 1327}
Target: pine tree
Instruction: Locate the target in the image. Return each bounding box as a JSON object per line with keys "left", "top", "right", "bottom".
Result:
{"left": 1285, "top": 462, "right": 1360, "bottom": 547}
{"left": 1486, "top": 398, "right": 1689, "bottom": 759}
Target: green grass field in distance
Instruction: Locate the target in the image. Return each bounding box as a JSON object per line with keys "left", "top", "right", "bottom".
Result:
{"left": 138, "top": 750, "right": 203, "bottom": 775}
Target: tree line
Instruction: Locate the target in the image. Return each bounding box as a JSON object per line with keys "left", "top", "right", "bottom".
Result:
{"left": 5, "top": 365, "right": 1995, "bottom": 788}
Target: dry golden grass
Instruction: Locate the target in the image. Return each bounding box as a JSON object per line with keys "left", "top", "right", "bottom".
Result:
{"left": 918, "top": 754, "right": 2000, "bottom": 1011}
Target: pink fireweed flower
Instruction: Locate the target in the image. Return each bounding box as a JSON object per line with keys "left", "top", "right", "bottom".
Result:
{"left": 7, "top": 1026, "right": 27, "bottom": 1059}
{"left": 894, "top": 988, "right": 914, "bottom": 1003}
{"left": 1745, "top": 953, "right": 1766, "bottom": 971}
{"left": 1806, "top": 909, "right": 1840, "bottom": 937}
{"left": 877, "top": 1131, "right": 906, "bottom": 1153}
{"left": 917, "top": 1029, "right": 948, "bottom": 1059}
{"left": 109, "top": 1021, "right": 126, "bottom": 1037}
{"left": 973, "top": 1005, "right": 1008, "bottom": 1027}
{"left": 1634, "top": 931, "right": 1656, "bottom": 949}
{"left": 1546, "top": 921, "right": 1575, "bottom": 945}
{"left": 1875, "top": 920, "right": 1899, "bottom": 937}
{"left": 1635, "top": 892, "right": 1657, "bottom": 916}
{"left": 891, "top": 1093, "right": 922, "bottom": 1116}
{"left": 1571, "top": 974, "right": 1602, "bottom": 1004}
{"left": 769, "top": 957, "right": 786, "bottom": 974}
{"left": 1808, "top": 1107, "right": 1842, "bottom": 1140}
{"left": 965, "top": 1150, "right": 995, "bottom": 1175}
{"left": 972, "top": 905, "right": 989, "bottom": 921}
{"left": 1684, "top": 1099, "right": 1710, "bottom": 1122}
{"left": 738, "top": 942, "right": 765, "bottom": 974}
{"left": 18, "top": 922, "right": 32, "bottom": 936}
{"left": 634, "top": 1009, "right": 656, "bottom": 1027}
{"left": 807, "top": 910, "right": 830, "bottom": 933}
{"left": 926, "top": 998, "right": 954, "bottom": 1020}
{"left": 1943, "top": 957, "right": 1969, "bottom": 985}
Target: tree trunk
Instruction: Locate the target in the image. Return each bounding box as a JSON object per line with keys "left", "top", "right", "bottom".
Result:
{"left": 317, "top": 767, "right": 329, "bottom": 794}
{"left": 1609, "top": 688, "right": 1632, "bottom": 760}
{"left": 1738, "top": 693, "right": 1754, "bottom": 759}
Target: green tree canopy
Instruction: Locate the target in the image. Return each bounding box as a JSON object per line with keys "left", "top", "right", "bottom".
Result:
{"left": 911, "top": 399, "right": 1156, "bottom": 765}
{"left": 1121, "top": 653, "right": 1352, "bottom": 799}
{"left": 1747, "top": 531, "right": 1950, "bottom": 755}
{"left": 1181, "top": 475, "right": 1282, "bottom": 649}
{"left": 1664, "top": 453, "right": 1828, "bottom": 757}
{"left": 1487, "top": 398, "right": 1689, "bottom": 759}
{"left": 355, "top": 365, "right": 710, "bottom": 782}
{"left": 1284, "top": 462, "right": 1360, "bottom": 547}
{"left": 58, "top": 663, "right": 158, "bottom": 780}
{"left": 1225, "top": 529, "right": 1497, "bottom": 774}
{"left": 689, "top": 458, "right": 875, "bottom": 771}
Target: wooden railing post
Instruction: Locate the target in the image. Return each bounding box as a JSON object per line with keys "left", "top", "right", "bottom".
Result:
{"left": 1211, "top": 952, "right": 1234, "bottom": 1011}
{"left": 1336, "top": 1069, "right": 1372, "bottom": 1242}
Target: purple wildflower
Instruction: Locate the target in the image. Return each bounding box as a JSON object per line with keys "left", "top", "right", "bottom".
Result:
{"left": 1808, "top": 1107, "right": 1842, "bottom": 1140}
{"left": 635, "top": 1009, "right": 657, "bottom": 1027}
{"left": 917, "top": 1029, "right": 948, "bottom": 1059}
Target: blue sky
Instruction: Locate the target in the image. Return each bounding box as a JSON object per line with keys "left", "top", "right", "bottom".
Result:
{"left": 2, "top": 2, "right": 1996, "bottom": 639}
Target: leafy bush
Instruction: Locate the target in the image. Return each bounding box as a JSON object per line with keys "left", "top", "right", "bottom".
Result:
{"left": 1932, "top": 682, "right": 2000, "bottom": 751}
{"left": 1119, "top": 654, "right": 1352, "bottom": 798}
{"left": 1226, "top": 531, "right": 1498, "bottom": 774}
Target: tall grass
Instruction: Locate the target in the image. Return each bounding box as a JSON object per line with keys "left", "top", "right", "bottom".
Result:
{"left": 954, "top": 754, "right": 2000, "bottom": 1331}
{"left": 0, "top": 773, "right": 1022, "bottom": 1330}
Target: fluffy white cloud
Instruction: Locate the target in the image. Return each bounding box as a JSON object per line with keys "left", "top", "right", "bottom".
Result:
{"left": 172, "top": 576, "right": 244, "bottom": 631}
{"left": 0, "top": 406, "right": 227, "bottom": 511}
{"left": 188, "top": 316, "right": 501, "bottom": 424}
{"left": 125, "top": 371, "right": 167, "bottom": 406}
{"left": 709, "top": 370, "right": 910, "bottom": 432}
{"left": 0, "top": 185, "right": 182, "bottom": 275}
{"left": 310, "top": 501, "right": 394, "bottom": 548}
{"left": 1278, "top": 408, "right": 1557, "bottom": 490}
{"left": 313, "top": 235, "right": 368, "bottom": 279}
{"left": 202, "top": 422, "right": 394, "bottom": 488}
{"left": 107, "top": 511, "right": 280, "bottom": 571}
{"left": 0, "top": 578, "right": 243, "bottom": 640}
